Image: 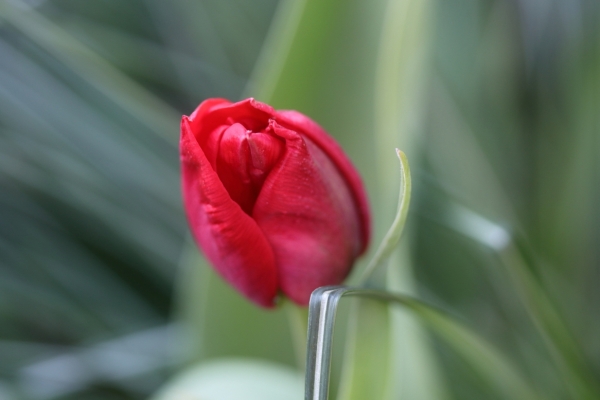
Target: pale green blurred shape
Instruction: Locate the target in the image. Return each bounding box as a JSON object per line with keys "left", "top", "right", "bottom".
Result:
{"left": 151, "top": 358, "right": 303, "bottom": 400}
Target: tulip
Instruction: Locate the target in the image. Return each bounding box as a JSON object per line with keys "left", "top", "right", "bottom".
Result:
{"left": 180, "top": 98, "right": 370, "bottom": 307}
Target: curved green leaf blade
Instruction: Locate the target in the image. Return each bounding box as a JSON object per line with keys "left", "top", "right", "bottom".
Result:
{"left": 355, "top": 149, "right": 411, "bottom": 284}
{"left": 401, "top": 298, "right": 542, "bottom": 400}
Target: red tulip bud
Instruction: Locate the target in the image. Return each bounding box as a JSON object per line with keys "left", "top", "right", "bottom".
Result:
{"left": 180, "top": 98, "right": 370, "bottom": 307}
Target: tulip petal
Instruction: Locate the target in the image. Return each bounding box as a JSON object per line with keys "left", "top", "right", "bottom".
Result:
{"left": 252, "top": 122, "right": 363, "bottom": 305}
{"left": 187, "top": 98, "right": 232, "bottom": 142}
{"left": 191, "top": 98, "right": 273, "bottom": 137}
{"left": 187, "top": 98, "right": 231, "bottom": 167}
{"left": 275, "top": 110, "right": 371, "bottom": 254}
{"left": 215, "top": 123, "right": 255, "bottom": 214}
{"left": 181, "top": 116, "right": 278, "bottom": 307}
{"left": 247, "top": 131, "right": 285, "bottom": 188}
{"left": 188, "top": 98, "right": 231, "bottom": 122}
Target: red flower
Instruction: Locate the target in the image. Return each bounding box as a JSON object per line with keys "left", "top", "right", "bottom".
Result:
{"left": 180, "top": 98, "right": 370, "bottom": 307}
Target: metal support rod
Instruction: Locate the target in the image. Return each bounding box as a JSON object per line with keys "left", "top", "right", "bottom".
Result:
{"left": 304, "top": 286, "right": 416, "bottom": 400}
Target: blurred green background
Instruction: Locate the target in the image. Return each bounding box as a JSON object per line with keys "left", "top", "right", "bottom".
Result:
{"left": 0, "top": 0, "right": 598, "bottom": 399}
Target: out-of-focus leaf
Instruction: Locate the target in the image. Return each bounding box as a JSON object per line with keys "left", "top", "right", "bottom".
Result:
{"left": 402, "top": 298, "right": 542, "bottom": 400}
{"left": 447, "top": 204, "right": 600, "bottom": 398}
{"left": 174, "top": 242, "right": 296, "bottom": 367}
{"left": 150, "top": 358, "right": 303, "bottom": 400}
{"left": 337, "top": 298, "right": 390, "bottom": 400}
{"left": 372, "top": 0, "right": 447, "bottom": 399}
{"left": 0, "top": 1, "right": 180, "bottom": 142}
{"left": 338, "top": 149, "right": 409, "bottom": 400}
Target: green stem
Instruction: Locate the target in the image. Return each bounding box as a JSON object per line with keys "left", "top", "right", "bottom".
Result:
{"left": 284, "top": 299, "right": 309, "bottom": 370}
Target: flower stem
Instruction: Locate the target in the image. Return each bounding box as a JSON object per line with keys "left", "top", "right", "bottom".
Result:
{"left": 283, "top": 299, "right": 309, "bottom": 370}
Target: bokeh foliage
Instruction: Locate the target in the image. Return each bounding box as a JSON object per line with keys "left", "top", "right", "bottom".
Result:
{"left": 0, "top": 0, "right": 599, "bottom": 399}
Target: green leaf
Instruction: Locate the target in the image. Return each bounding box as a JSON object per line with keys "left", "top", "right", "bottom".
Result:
{"left": 401, "top": 298, "right": 542, "bottom": 400}
{"left": 0, "top": 2, "right": 180, "bottom": 142}
{"left": 310, "top": 286, "right": 541, "bottom": 400}
{"left": 331, "top": 288, "right": 541, "bottom": 400}
{"left": 151, "top": 358, "right": 303, "bottom": 400}
{"left": 371, "top": 0, "right": 447, "bottom": 398}
{"left": 447, "top": 204, "right": 600, "bottom": 398}
{"left": 337, "top": 298, "right": 390, "bottom": 400}
{"left": 355, "top": 149, "right": 411, "bottom": 284}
